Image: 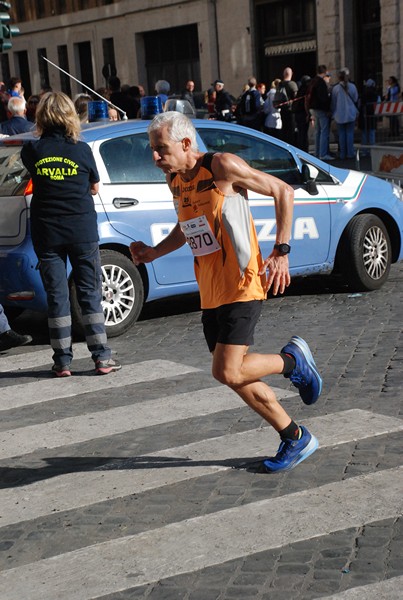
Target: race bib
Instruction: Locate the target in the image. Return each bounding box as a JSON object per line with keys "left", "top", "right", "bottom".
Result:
{"left": 180, "top": 215, "right": 221, "bottom": 256}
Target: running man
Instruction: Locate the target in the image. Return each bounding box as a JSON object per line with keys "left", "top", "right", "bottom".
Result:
{"left": 130, "top": 112, "right": 322, "bottom": 472}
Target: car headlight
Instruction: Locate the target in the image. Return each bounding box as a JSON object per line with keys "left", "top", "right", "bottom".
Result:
{"left": 391, "top": 182, "right": 403, "bottom": 202}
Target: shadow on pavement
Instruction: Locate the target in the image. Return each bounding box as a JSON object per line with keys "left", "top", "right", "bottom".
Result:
{"left": 0, "top": 454, "right": 263, "bottom": 489}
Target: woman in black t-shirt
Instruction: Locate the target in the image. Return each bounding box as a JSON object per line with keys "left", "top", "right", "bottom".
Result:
{"left": 21, "top": 92, "right": 121, "bottom": 377}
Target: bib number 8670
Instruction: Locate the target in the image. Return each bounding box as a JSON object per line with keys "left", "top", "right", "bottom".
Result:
{"left": 187, "top": 232, "right": 214, "bottom": 250}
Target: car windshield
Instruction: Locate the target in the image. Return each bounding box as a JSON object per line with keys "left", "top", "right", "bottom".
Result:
{"left": 0, "top": 144, "right": 30, "bottom": 196}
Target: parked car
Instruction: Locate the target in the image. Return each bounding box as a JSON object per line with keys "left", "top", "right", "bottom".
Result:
{"left": 0, "top": 119, "right": 402, "bottom": 337}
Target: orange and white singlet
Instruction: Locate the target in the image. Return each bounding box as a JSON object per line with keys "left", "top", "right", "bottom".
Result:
{"left": 171, "top": 153, "right": 266, "bottom": 309}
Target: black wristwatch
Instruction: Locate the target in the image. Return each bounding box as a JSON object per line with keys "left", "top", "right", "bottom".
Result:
{"left": 273, "top": 243, "right": 291, "bottom": 255}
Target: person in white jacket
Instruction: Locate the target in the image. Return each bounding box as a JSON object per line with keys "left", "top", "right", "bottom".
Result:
{"left": 331, "top": 68, "right": 359, "bottom": 159}
{"left": 263, "top": 79, "right": 282, "bottom": 138}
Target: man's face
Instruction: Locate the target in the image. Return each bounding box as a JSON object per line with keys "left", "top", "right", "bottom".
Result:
{"left": 186, "top": 81, "right": 195, "bottom": 92}
{"left": 214, "top": 83, "right": 224, "bottom": 92}
{"left": 149, "top": 125, "right": 187, "bottom": 174}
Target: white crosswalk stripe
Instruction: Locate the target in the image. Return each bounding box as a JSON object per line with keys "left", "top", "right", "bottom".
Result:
{"left": 323, "top": 576, "right": 403, "bottom": 599}
{"left": 0, "top": 346, "right": 402, "bottom": 600}
{"left": 0, "top": 359, "right": 200, "bottom": 410}
{"left": 0, "top": 467, "right": 401, "bottom": 600}
{"left": 1, "top": 409, "right": 402, "bottom": 527}
{"left": 0, "top": 385, "right": 296, "bottom": 459}
{"left": 0, "top": 342, "right": 90, "bottom": 373}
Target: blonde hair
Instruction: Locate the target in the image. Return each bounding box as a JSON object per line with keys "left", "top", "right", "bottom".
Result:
{"left": 35, "top": 91, "right": 81, "bottom": 142}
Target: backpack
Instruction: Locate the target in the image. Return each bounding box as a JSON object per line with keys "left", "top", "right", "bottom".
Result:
{"left": 239, "top": 90, "right": 258, "bottom": 115}
{"left": 273, "top": 84, "right": 289, "bottom": 111}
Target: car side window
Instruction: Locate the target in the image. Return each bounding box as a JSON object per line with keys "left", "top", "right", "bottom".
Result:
{"left": 100, "top": 133, "right": 164, "bottom": 183}
{"left": 198, "top": 128, "right": 300, "bottom": 184}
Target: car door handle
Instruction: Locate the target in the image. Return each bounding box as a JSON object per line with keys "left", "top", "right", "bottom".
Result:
{"left": 113, "top": 198, "right": 139, "bottom": 208}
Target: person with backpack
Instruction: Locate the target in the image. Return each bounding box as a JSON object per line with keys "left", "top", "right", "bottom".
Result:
{"left": 274, "top": 67, "right": 298, "bottom": 144}
{"left": 305, "top": 65, "right": 333, "bottom": 160}
{"left": 237, "top": 76, "right": 263, "bottom": 130}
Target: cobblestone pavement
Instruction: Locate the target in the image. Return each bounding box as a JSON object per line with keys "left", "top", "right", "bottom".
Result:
{"left": 0, "top": 263, "right": 402, "bottom": 599}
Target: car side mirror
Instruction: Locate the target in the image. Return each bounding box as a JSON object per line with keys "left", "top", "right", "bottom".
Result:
{"left": 301, "top": 164, "right": 319, "bottom": 195}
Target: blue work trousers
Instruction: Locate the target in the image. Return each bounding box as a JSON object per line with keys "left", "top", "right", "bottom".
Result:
{"left": 36, "top": 241, "right": 111, "bottom": 367}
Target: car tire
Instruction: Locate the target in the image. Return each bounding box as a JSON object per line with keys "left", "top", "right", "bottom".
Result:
{"left": 70, "top": 249, "right": 144, "bottom": 339}
{"left": 339, "top": 214, "right": 391, "bottom": 291}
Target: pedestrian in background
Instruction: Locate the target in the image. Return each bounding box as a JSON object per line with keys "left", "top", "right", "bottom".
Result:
{"left": 237, "top": 76, "right": 263, "bottom": 130}
{"left": 1, "top": 96, "right": 33, "bottom": 135}
{"left": 21, "top": 91, "right": 121, "bottom": 377}
{"left": 130, "top": 111, "right": 322, "bottom": 473}
{"left": 0, "top": 81, "right": 8, "bottom": 121}
{"left": 181, "top": 80, "right": 196, "bottom": 110}
{"left": 108, "top": 76, "right": 136, "bottom": 119}
{"left": 205, "top": 87, "right": 216, "bottom": 117}
{"left": 358, "top": 78, "right": 379, "bottom": 152}
{"left": 277, "top": 67, "right": 298, "bottom": 144}
{"left": 74, "top": 93, "right": 93, "bottom": 123}
{"left": 263, "top": 78, "right": 282, "bottom": 138}
{"left": 257, "top": 82, "right": 267, "bottom": 101}
{"left": 305, "top": 65, "right": 333, "bottom": 160}
{"left": 331, "top": 67, "right": 359, "bottom": 160}
{"left": 293, "top": 75, "right": 311, "bottom": 152}
{"left": 155, "top": 80, "right": 171, "bottom": 109}
{"left": 0, "top": 302, "right": 32, "bottom": 350}
{"left": 384, "top": 76, "right": 400, "bottom": 137}
{"left": 7, "top": 76, "right": 23, "bottom": 98}
{"left": 212, "top": 79, "right": 233, "bottom": 121}
{"left": 26, "top": 94, "right": 40, "bottom": 123}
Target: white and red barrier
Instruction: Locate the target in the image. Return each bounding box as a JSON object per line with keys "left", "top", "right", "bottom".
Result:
{"left": 374, "top": 101, "right": 403, "bottom": 115}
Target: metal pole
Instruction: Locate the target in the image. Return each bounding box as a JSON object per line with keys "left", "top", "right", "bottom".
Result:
{"left": 41, "top": 56, "right": 128, "bottom": 120}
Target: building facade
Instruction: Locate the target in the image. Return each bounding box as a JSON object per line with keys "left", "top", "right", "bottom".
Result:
{"left": 1, "top": 0, "right": 401, "bottom": 101}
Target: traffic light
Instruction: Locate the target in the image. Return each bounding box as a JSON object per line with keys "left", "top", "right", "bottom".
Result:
{"left": 0, "top": 1, "right": 20, "bottom": 52}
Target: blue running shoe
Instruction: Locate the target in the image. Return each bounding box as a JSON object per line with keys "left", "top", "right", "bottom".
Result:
{"left": 281, "top": 335, "right": 322, "bottom": 405}
{"left": 263, "top": 426, "right": 319, "bottom": 473}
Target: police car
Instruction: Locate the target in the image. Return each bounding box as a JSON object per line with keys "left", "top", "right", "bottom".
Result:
{"left": 0, "top": 119, "right": 402, "bottom": 337}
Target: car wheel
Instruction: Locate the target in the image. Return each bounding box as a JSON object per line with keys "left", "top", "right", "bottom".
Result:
{"left": 339, "top": 214, "right": 391, "bottom": 291}
{"left": 70, "top": 249, "right": 144, "bottom": 339}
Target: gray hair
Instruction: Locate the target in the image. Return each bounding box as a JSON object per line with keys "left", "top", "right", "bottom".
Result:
{"left": 148, "top": 111, "right": 198, "bottom": 150}
{"left": 155, "top": 79, "right": 170, "bottom": 95}
{"left": 7, "top": 96, "right": 26, "bottom": 115}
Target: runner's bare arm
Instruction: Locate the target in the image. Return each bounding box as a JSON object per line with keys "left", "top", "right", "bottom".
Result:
{"left": 212, "top": 152, "right": 294, "bottom": 240}
{"left": 130, "top": 222, "right": 186, "bottom": 265}
{"left": 212, "top": 153, "right": 294, "bottom": 295}
{"left": 130, "top": 175, "right": 186, "bottom": 265}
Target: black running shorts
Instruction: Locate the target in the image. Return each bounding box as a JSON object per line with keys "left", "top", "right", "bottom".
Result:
{"left": 201, "top": 300, "right": 263, "bottom": 353}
